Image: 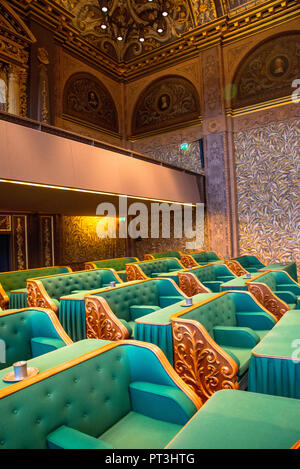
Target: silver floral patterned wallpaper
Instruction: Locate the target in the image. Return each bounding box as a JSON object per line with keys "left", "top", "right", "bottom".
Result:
{"left": 138, "top": 140, "right": 203, "bottom": 173}
{"left": 234, "top": 118, "right": 300, "bottom": 272}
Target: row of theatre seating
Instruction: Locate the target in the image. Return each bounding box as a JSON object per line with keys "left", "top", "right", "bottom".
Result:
{"left": 0, "top": 251, "right": 299, "bottom": 449}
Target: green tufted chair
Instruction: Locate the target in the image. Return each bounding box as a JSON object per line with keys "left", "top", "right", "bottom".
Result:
{"left": 126, "top": 258, "right": 185, "bottom": 284}
{"left": 181, "top": 251, "right": 222, "bottom": 269}
{"left": 0, "top": 308, "right": 72, "bottom": 370}
{"left": 27, "top": 268, "right": 123, "bottom": 316}
{"left": 144, "top": 251, "right": 183, "bottom": 261}
{"left": 0, "top": 339, "right": 201, "bottom": 449}
{"left": 85, "top": 257, "right": 139, "bottom": 281}
{"left": 84, "top": 278, "right": 186, "bottom": 341}
{"left": 178, "top": 263, "right": 236, "bottom": 295}
{"left": 245, "top": 270, "right": 300, "bottom": 320}
{"left": 0, "top": 266, "right": 71, "bottom": 310}
{"left": 170, "top": 291, "right": 276, "bottom": 402}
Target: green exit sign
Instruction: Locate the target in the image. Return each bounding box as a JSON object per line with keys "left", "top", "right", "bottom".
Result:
{"left": 180, "top": 143, "right": 189, "bottom": 150}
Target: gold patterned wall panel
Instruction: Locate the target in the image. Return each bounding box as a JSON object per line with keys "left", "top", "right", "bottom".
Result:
{"left": 234, "top": 118, "right": 300, "bottom": 273}
{"left": 61, "top": 216, "right": 124, "bottom": 264}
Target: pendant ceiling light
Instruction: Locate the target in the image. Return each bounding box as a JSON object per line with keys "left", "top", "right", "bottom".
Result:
{"left": 97, "top": 0, "right": 171, "bottom": 43}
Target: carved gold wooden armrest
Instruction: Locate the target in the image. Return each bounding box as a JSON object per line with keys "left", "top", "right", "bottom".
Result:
{"left": 171, "top": 317, "right": 239, "bottom": 403}
{"left": 144, "top": 254, "right": 155, "bottom": 261}
{"left": 225, "top": 259, "right": 247, "bottom": 276}
{"left": 125, "top": 264, "right": 148, "bottom": 281}
{"left": 180, "top": 255, "right": 199, "bottom": 268}
{"left": 178, "top": 272, "right": 210, "bottom": 296}
{"left": 84, "top": 262, "right": 96, "bottom": 270}
{"left": 85, "top": 296, "right": 129, "bottom": 340}
{"left": 246, "top": 281, "right": 289, "bottom": 320}
{"left": 0, "top": 284, "right": 9, "bottom": 310}
{"left": 27, "top": 280, "right": 58, "bottom": 316}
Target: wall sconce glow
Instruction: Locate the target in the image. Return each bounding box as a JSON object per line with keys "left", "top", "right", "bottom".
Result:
{"left": 180, "top": 143, "right": 189, "bottom": 151}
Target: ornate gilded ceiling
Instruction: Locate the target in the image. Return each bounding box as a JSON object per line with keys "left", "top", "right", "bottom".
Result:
{"left": 54, "top": 0, "right": 268, "bottom": 62}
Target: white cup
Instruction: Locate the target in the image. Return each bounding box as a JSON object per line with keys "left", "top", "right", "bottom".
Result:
{"left": 110, "top": 281, "right": 116, "bottom": 288}
{"left": 13, "top": 361, "right": 28, "bottom": 380}
{"left": 185, "top": 297, "right": 193, "bottom": 306}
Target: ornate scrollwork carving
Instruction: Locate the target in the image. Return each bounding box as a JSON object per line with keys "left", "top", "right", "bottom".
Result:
{"left": 178, "top": 272, "right": 210, "bottom": 296}
{"left": 84, "top": 262, "right": 95, "bottom": 270}
{"left": 125, "top": 264, "right": 147, "bottom": 281}
{"left": 144, "top": 254, "right": 155, "bottom": 261}
{"left": 247, "top": 282, "right": 288, "bottom": 320}
{"left": 172, "top": 318, "right": 239, "bottom": 402}
{"left": 225, "top": 259, "right": 247, "bottom": 277}
{"left": 180, "top": 255, "right": 199, "bottom": 269}
{"left": 27, "top": 280, "right": 58, "bottom": 315}
{"left": 0, "top": 287, "right": 9, "bottom": 310}
{"left": 85, "top": 297, "right": 129, "bottom": 340}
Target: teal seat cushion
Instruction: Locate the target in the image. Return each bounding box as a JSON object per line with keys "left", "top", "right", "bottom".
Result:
{"left": 288, "top": 304, "right": 296, "bottom": 309}
{"left": 129, "top": 381, "right": 195, "bottom": 425}
{"left": 99, "top": 411, "right": 182, "bottom": 449}
{"left": 31, "top": 337, "right": 66, "bottom": 358}
{"left": 223, "top": 346, "right": 251, "bottom": 377}
{"left": 47, "top": 426, "right": 113, "bottom": 450}
{"left": 119, "top": 319, "right": 133, "bottom": 338}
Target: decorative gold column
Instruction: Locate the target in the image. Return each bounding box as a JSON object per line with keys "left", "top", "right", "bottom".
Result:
{"left": 8, "top": 65, "right": 20, "bottom": 115}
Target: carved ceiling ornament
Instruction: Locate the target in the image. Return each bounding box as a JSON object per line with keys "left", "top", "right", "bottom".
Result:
{"left": 232, "top": 33, "right": 300, "bottom": 108}
{"left": 54, "top": 0, "right": 217, "bottom": 62}
{"left": 132, "top": 75, "right": 200, "bottom": 135}
{"left": 63, "top": 72, "right": 119, "bottom": 132}
{"left": 0, "top": 1, "right": 35, "bottom": 67}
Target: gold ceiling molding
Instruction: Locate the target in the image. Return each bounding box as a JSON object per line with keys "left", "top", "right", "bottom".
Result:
{"left": 10, "top": 0, "right": 300, "bottom": 80}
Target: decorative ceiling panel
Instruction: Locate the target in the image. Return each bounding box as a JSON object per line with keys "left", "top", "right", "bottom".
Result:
{"left": 54, "top": 0, "right": 217, "bottom": 62}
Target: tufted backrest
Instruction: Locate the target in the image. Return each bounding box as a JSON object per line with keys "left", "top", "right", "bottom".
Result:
{"left": 93, "top": 281, "right": 160, "bottom": 321}
{"left": 38, "top": 270, "right": 120, "bottom": 300}
{"left": 0, "top": 267, "right": 69, "bottom": 294}
{"left": 250, "top": 272, "right": 277, "bottom": 291}
{"left": 178, "top": 294, "right": 237, "bottom": 337}
{"left": 192, "top": 252, "right": 221, "bottom": 263}
{"left": 190, "top": 265, "right": 217, "bottom": 282}
{"left": 0, "top": 309, "right": 66, "bottom": 369}
{"left": 0, "top": 345, "right": 132, "bottom": 448}
{"left": 138, "top": 258, "right": 183, "bottom": 277}
{"left": 91, "top": 258, "right": 138, "bottom": 271}
{"left": 150, "top": 252, "right": 182, "bottom": 260}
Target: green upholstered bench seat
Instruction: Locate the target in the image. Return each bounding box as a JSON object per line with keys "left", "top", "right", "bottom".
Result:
{"left": 28, "top": 268, "right": 122, "bottom": 316}
{"left": 84, "top": 278, "right": 186, "bottom": 342}
{"left": 135, "top": 293, "right": 215, "bottom": 364}
{"left": 85, "top": 257, "right": 139, "bottom": 281}
{"left": 145, "top": 252, "right": 182, "bottom": 260}
{"left": 167, "top": 390, "right": 300, "bottom": 449}
{"left": 179, "top": 264, "right": 236, "bottom": 295}
{"left": 127, "top": 258, "right": 184, "bottom": 283}
{"left": 188, "top": 251, "right": 222, "bottom": 264}
{"left": 0, "top": 340, "right": 200, "bottom": 449}
{"left": 246, "top": 270, "right": 300, "bottom": 315}
{"left": 168, "top": 291, "right": 276, "bottom": 399}
{"left": 0, "top": 308, "right": 72, "bottom": 371}
{"left": 0, "top": 266, "right": 70, "bottom": 309}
